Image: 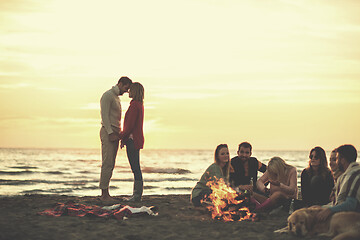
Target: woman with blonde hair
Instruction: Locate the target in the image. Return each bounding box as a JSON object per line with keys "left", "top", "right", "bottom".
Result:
{"left": 119, "top": 82, "right": 145, "bottom": 202}
{"left": 255, "top": 156, "right": 297, "bottom": 211}
{"left": 190, "top": 144, "right": 231, "bottom": 206}
{"left": 301, "top": 146, "right": 334, "bottom": 206}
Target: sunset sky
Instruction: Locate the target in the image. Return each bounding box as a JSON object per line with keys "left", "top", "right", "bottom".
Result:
{"left": 1, "top": 0, "right": 360, "bottom": 151}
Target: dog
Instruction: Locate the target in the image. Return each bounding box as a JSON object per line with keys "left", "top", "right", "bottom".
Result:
{"left": 275, "top": 206, "right": 360, "bottom": 240}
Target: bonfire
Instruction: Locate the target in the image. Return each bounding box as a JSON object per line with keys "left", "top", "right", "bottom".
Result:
{"left": 202, "top": 178, "right": 257, "bottom": 222}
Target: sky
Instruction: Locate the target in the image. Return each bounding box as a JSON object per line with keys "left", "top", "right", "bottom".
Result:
{"left": 1, "top": 0, "right": 360, "bottom": 151}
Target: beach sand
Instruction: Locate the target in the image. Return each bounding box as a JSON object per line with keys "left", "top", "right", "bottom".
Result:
{"left": 0, "top": 194, "right": 327, "bottom": 240}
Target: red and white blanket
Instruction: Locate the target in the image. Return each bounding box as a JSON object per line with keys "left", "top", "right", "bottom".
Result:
{"left": 38, "top": 201, "right": 158, "bottom": 220}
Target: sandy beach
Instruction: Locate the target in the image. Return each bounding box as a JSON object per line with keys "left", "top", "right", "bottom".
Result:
{"left": 0, "top": 194, "right": 330, "bottom": 240}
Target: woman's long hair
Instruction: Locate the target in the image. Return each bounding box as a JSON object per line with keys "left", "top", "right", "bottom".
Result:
{"left": 214, "top": 144, "right": 230, "bottom": 184}
{"left": 130, "top": 82, "right": 144, "bottom": 103}
{"left": 267, "top": 156, "right": 293, "bottom": 183}
{"left": 306, "top": 146, "right": 331, "bottom": 178}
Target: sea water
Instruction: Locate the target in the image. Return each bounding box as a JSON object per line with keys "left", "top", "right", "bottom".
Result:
{"left": 0, "top": 148, "right": 337, "bottom": 197}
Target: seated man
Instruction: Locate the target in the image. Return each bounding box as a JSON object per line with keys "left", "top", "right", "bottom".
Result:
{"left": 230, "top": 142, "right": 267, "bottom": 194}
{"left": 317, "top": 144, "right": 360, "bottom": 221}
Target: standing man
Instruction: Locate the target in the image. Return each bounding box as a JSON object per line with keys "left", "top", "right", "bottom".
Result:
{"left": 317, "top": 144, "right": 360, "bottom": 220}
{"left": 99, "top": 76, "right": 132, "bottom": 201}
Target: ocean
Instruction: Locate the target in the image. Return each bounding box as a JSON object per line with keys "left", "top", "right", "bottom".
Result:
{"left": 0, "top": 148, "right": 334, "bottom": 197}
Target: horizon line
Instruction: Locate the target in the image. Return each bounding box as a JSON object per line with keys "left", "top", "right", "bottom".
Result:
{"left": 0, "top": 146, "right": 320, "bottom": 152}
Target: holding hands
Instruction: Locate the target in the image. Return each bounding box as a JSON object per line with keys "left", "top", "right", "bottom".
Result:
{"left": 109, "top": 132, "right": 120, "bottom": 142}
{"left": 108, "top": 131, "right": 126, "bottom": 149}
{"left": 120, "top": 139, "right": 125, "bottom": 149}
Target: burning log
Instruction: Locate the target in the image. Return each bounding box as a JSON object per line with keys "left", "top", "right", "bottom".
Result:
{"left": 201, "top": 178, "right": 257, "bottom": 222}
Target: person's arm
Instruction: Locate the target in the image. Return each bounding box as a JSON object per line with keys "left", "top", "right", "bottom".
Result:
{"left": 329, "top": 197, "right": 358, "bottom": 213}
{"left": 257, "top": 171, "right": 269, "bottom": 193}
{"left": 318, "top": 197, "right": 358, "bottom": 221}
{"left": 301, "top": 170, "right": 310, "bottom": 203}
{"left": 279, "top": 167, "right": 297, "bottom": 196}
{"left": 100, "top": 92, "right": 113, "bottom": 135}
{"left": 205, "top": 164, "right": 224, "bottom": 184}
{"left": 258, "top": 161, "right": 267, "bottom": 173}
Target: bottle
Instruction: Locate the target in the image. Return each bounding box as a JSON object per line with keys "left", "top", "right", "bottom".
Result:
{"left": 250, "top": 177, "right": 254, "bottom": 187}
{"left": 243, "top": 190, "right": 250, "bottom": 203}
{"left": 289, "top": 199, "right": 295, "bottom": 214}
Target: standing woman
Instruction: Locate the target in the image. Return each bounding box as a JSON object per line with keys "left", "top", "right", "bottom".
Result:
{"left": 120, "top": 82, "right": 145, "bottom": 202}
{"left": 191, "top": 144, "right": 231, "bottom": 207}
{"left": 301, "top": 146, "right": 334, "bottom": 206}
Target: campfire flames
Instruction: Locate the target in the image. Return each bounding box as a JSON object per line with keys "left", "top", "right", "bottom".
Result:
{"left": 202, "top": 178, "right": 256, "bottom": 222}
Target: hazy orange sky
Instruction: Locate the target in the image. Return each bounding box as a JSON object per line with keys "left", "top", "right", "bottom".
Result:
{"left": 1, "top": 0, "right": 360, "bottom": 151}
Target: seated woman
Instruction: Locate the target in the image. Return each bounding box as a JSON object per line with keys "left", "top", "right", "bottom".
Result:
{"left": 329, "top": 148, "right": 344, "bottom": 182}
{"left": 301, "top": 146, "right": 334, "bottom": 206}
{"left": 255, "top": 157, "right": 297, "bottom": 211}
{"left": 190, "top": 144, "right": 231, "bottom": 207}
{"left": 329, "top": 148, "right": 344, "bottom": 204}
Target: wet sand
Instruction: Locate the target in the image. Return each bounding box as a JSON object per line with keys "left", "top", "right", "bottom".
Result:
{"left": 0, "top": 194, "right": 328, "bottom": 240}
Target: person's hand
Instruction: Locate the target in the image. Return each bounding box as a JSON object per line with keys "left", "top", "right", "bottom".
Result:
{"left": 269, "top": 180, "right": 280, "bottom": 186}
{"left": 108, "top": 133, "right": 119, "bottom": 142}
{"left": 239, "top": 185, "right": 253, "bottom": 194}
{"left": 120, "top": 140, "right": 125, "bottom": 149}
{"left": 317, "top": 208, "right": 332, "bottom": 222}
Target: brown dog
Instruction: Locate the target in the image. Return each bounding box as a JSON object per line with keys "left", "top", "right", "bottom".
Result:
{"left": 275, "top": 206, "right": 360, "bottom": 240}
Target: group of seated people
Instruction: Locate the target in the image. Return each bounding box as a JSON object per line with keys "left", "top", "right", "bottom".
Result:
{"left": 191, "top": 142, "right": 360, "bottom": 220}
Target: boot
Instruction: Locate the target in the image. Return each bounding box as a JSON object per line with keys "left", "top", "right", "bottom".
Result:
{"left": 124, "top": 180, "right": 143, "bottom": 202}
{"left": 255, "top": 198, "right": 274, "bottom": 212}
{"left": 250, "top": 197, "right": 261, "bottom": 211}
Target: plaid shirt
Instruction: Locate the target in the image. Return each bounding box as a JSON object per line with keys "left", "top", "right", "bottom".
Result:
{"left": 335, "top": 162, "right": 360, "bottom": 210}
